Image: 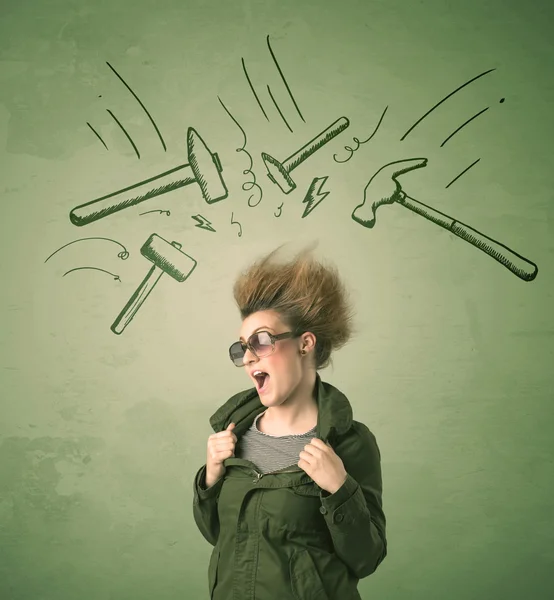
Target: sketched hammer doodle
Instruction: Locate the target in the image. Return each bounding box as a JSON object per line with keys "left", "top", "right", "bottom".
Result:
{"left": 70, "top": 128, "right": 227, "bottom": 226}
{"left": 261, "top": 117, "right": 349, "bottom": 194}
{"left": 351, "top": 158, "right": 538, "bottom": 282}
{"left": 111, "top": 234, "right": 197, "bottom": 334}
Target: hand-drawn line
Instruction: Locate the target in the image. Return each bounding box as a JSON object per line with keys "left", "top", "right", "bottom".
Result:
{"left": 106, "top": 109, "right": 140, "bottom": 159}
{"left": 241, "top": 57, "right": 270, "bottom": 122}
{"left": 440, "top": 99, "right": 503, "bottom": 147}
{"left": 87, "top": 122, "right": 109, "bottom": 150}
{"left": 231, "top": 212, "right": 242, "bottom": 237}
{"left": 301, "top": 176, "right": 330, "bottom": 218}
{"left": 445, "top": 158, "right": 480, "bottom": 188}
{"left": 351, "top": 157, "right": 537, "bottom": 281}
{"left": 106, "top": 61, "right": 167, "bottom": 151}
{"left": 139, "top": 209, "right": 171, "bottom": 216}
{"left": 333, "top": 106, "right": 388, "bottom": 163}
{"left": 262, "top": 117, "right": 349, "bottom": 194}
{"left": 440, "top": 108, "right": 489, "bottom": 147}
{"left": 111, "top": 234, "right": 197, "bottom": 335}
{"left": 191, "top": 214, "right": 216, "bottom": 232}
{"left": 274, "top": 202, "right": 284, "bottom": 217}
{"left": 217, "top": 96, "right": 263, "bottom": 207}
{"left": 45, "top": 237, "right": 130, "bottom": 263}
{"left": 69, "top": 127, "right": 227, "bottom": 226}
{"left": 266, "top": 85, "right": 293, "bottom": 133}
{"left": 266, "top": 34, "right": 305, "bottom": 123}
{"left": 63, "top": 267, "right": 121, "bottom": 281}
{"left": 400, "top": 68, "right": 496, "bottom": 141}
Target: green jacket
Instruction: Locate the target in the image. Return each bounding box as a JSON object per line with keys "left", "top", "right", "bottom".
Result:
{"left": 192, "top": 373, "right": 387, "bottom": 599}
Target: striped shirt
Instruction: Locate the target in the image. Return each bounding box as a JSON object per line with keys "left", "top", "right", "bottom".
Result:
{"left": 235, "top": 410, "right": 317, "bottom": 474}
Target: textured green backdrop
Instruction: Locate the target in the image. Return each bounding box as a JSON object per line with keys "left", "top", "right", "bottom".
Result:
{"left": 1, "top": 0, "right": 553, "bottom": 598}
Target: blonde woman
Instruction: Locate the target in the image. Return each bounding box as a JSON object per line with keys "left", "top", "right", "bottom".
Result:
{"left": 193, "top": 242, "right": 387, "bottom": 599}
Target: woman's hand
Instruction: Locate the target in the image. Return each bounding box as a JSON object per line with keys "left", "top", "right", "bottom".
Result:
{"left": 298, "top": 438, "right": 348, "bottom": 495}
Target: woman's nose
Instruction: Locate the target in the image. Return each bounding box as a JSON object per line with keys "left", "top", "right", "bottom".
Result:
{"left": 242, "top": 346, "right": 258, "bottom": 365}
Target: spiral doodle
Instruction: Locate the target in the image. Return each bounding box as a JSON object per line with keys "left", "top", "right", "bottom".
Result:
{"left": 333, "top": 106, "right": 388, "bottom": 164}
{"left": 218, "top": 96, "right": 263, "bottom": 207}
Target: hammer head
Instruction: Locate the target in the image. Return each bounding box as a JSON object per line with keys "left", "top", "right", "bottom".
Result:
{"left": 188, "top": 128, "right": 228, "bottom": 204}
{"left": 351, "top": 158, "right": 428, "bottom": 228}
{"left": 141, "top": 233, "right": 197, "bottom": 282}
{"left": 261, "top": 152, "right": 296, "bottom": 194}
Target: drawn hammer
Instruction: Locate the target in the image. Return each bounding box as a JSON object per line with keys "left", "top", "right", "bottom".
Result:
{"left": 111, "top": 233, "right": 197, "bottom": 334}
{"left": 70, "top": 128, "right": 227, "bottom": 226}
{"left": 351, "top": 158, "right": 538, "bottom": 281}
{"left": 261, "top": 117, "right": 349, "bottom": 194}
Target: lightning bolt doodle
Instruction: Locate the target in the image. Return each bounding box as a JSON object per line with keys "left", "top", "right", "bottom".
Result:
{"left": 191, "top": 214, "right": 216, "bottom": 232}
{"left": 301, "top": 176, "right": 330, "bottom": 218}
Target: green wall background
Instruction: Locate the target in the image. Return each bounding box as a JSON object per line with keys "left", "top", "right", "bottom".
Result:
{"left": 1, "top": 0, "right": 553, "bottom": 598}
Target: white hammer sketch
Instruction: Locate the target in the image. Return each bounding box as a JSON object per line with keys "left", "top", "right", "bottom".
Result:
{"left": 351, "top": 158, "right": 538, "bottom": 281}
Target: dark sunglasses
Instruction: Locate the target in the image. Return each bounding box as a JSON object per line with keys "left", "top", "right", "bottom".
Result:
{"left": 229, "top": 330, "right": 301, "bottom": 367}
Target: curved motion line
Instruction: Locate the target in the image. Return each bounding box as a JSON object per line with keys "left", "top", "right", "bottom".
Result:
{"left": 217, "top": 96, "right": 263, "bottom": 207}
{"left": 106, "top": 109, "right": 140, "bottom": 159}
{"left": 106, "top": 61, "right": 167, "bottom": 151}
{"left": 400, "top": 68, "right": 495, "bottom": 140}
{"left": 87, "top": 122, "right": 109, "bottom": 150}
{"left": 266, "top": 34, "right": 305, "bottom": 123}
{"left": 441, "top": 107, "right": 489, "bottom": 147}
{"left": 267, "top": 85, "right": 293, "bottom": 133}
{"left": 241, "top": 58, "right": 270, "bottom": 122}
{"left": 445, "top": 158, "right": 480, "bottom": 188}
{"left": 334, "top": 106, "right": 388, "bottom": 163}
{"left": 63, "top": 266, "right": 121, "bottom": 281}
{"left": 45, "top": 237, "right": 130, "bottom": 263}
{"left": 139, "top": 209, "right": 171, "bottom": 216}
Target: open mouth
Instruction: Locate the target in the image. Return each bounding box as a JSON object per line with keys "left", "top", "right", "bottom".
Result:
{"left": 254, "top": 372, "right": 270, "bottom": 393}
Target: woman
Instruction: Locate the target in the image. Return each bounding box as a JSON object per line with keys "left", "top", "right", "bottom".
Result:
{"left": 192, "top": 242, "right": 387, "bottom": 599}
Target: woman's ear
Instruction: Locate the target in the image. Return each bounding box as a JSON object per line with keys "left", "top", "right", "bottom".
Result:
{"left": 302, "top": 332, "right": 316, "bottom": 352}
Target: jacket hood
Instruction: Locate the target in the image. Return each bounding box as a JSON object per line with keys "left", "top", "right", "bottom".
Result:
{"left": 209, "top": 372, "right": 353, "bottom": 444}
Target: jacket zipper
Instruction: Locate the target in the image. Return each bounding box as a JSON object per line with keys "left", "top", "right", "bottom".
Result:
{"left": 253, "top": 466, "right": 301, "bottom": 483}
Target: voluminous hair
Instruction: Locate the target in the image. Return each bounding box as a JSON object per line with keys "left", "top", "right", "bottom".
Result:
{"left": 232, "top": 241, "right": 357, "bottom": 370}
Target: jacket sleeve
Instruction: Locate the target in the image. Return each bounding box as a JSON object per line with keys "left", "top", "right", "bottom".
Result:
{"left": 192, "top": 463, "right": 224, "bottom": 546}
{"left": 318, "top": 424, "right": 387, "bottom": 579}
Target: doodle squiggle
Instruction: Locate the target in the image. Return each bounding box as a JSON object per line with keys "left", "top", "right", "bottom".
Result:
{"left": 45, "top": 237, "right": 129, "bottom": 262}
{"left": 218, "top": 96, "right": 263, "bottom": 207}
{"left": 139, "top": 209, "right": 171, "bottom": 217}
{"left": 333, "top": 106, "right": 388, "bottom": 164}
{"left": 63, "top": 266, "right": 121, "bottom": 281}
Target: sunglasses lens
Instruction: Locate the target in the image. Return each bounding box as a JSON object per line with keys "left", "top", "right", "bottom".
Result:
{"left": 230, "top": 342, "right": 245, "bottom": 366}
{"left": 229, "top": 332, "right": 274, "bottom": 366}
{"left": 251, "top": 332, "right": 272, "bottom": 356}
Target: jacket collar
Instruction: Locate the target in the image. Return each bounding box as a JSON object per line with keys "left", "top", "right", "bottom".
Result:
{"left": 209, "top": 372, "right": 353, "bottom": 444}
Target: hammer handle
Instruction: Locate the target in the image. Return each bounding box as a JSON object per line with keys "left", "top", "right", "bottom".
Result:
{"left": 70, "top": 164, "right": 195, "bottom": 226}
{"left": 401, "top": 194, "right": 538, "bottom": 281}
{"left": 111, "top": 264, "right": 164, "bottom": 334}
{"left": 283, "top": 117, "right": 350, "bottom": 173}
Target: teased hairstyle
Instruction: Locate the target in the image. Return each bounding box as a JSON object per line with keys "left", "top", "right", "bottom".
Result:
{"left": 232, "top": 241, "right": 357, "bottom": 370}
